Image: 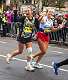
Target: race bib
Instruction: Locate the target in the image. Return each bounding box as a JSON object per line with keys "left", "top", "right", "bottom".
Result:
{"left": 23, "top": 26, "right": 32, "bottom": 33}
{"left": 44, "top": 28, "right": 51, "bottom": 33}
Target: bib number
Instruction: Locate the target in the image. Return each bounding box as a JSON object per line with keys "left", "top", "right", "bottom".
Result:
{"left": 44, "top": 28, "right": 51, "bottom": 33}
{"left": 23, "top": 26, "right": 32, "bottom": 33}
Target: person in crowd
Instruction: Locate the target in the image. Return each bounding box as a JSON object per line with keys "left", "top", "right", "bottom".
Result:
{"left": 54, "top": 14, "right": 63, "bottom": 43}
{"left": 2, "top": 13, "right": 7, "bottom": 37}
{"left": 51, "top": 14, "right": 58, "bottom": 40}
{"left": 52, "top": 14, "right": 68, "bottom": 75}
{"left": 5, "top": 9, "right": 13, "bottom": 33}
{"left": 52, "top": 58, "right": 68, "bottom": 75}
{"left": 62, "top": 14, "right": 68, "bottom": 43}
{"left": 0, "top": 13, "right": 2, "bottom": 31}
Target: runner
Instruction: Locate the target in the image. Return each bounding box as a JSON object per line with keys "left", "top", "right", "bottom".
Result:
{"left": 6, "top": 7, "right": 38, "bottom": 71}
{"left": 52, "top": 14, "right": 68, "bottom": 75}
{"left": 31, "top": 10, "right": 61, "bottom": 69}
{"left": 52, "top": 59, "right": 68, "bottom": 75}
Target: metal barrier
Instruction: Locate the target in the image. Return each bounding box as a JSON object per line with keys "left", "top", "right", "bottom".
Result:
{"left": 0, "top": 22, "right": 68, "bottom": 44}
{"left": 0, "top": 22, "right": 19, "bottom": 37}
{"left": 49, "top": 27, "right": 68, "bottom": 44}
{"left": 5, "top": 22, "right": 19, "bottom": 38}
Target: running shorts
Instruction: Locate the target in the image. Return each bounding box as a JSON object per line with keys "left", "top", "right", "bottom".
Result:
{"left": 36, "top": 32, "right": 49, "bottom": 42}
{"left": 17, "top": 36, "right": 32, "bottom": 44}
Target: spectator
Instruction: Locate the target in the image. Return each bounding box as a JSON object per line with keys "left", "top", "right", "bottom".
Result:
{"left": 5, "top": 10, "right": 13, "bottom": 33}
{"left": 0, "top": 14, "right": 2, "bottom": 30}
{"left": 54, "top": 14, "right": 63, "bottom": 43}
{"left": 62, "top": 14, "right": 68, "bottom": 43}
{"left": 2, "top": 13, "right": 7, "bottom": 36}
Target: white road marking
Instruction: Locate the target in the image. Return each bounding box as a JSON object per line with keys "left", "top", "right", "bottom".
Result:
{"left": 51, "top": 51, "right": 63, "bottom": 54}
{"left": 0, "top": 41, "right": 7, "bottom": 44}
{"left": 0, "top": 54, "right": 68, "bottom": 72}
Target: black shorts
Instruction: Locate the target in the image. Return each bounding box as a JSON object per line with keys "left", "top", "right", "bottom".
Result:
{"left": 17, "top": 36, "right": 32, "bottom": 44}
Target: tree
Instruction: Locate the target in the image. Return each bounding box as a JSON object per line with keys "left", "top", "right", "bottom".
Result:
{"left": 42, "top": 0, "right": 67, "bottom": 8}
{"left": 0, "top": 0, "right": 2, "bottom": 3}
{"left": 0, "top": 0, "right": 5, "bottom": 3}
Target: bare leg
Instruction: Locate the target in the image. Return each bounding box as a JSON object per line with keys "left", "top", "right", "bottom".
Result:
{"left": 56, "top": 59, "right": 68, "bottom": 67}
{"left": 33, "top": 39, "right": 48, "bottom": 63}
{"left": 25, "top": 42, "right": 35, "bottom": 71}
{"left": 26, "top": 42, "right": 32, "bottom": 62}
{"left": 6, "top": 42, "right": 24, "bottom": 63}
{"left": 10, "top": 42, "right": 24, "bottom": 58}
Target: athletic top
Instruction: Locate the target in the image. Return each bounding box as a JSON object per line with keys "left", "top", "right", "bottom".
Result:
{"left": 19, "top": 16, "right": 39, "bottom": 38}
{"left": 39, "top": 16, "right": 53, "bottom": 32}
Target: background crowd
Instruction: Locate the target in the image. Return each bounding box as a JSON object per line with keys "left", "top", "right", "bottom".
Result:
{"left": 0, "top": 7, "right": 68, "bottom": 44}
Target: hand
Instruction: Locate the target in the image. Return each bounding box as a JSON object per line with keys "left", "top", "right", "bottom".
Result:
{"left": 58, "top": 24, "right": 64, "bottom": 29}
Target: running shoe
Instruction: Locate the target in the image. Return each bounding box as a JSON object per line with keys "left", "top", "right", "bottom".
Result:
{"left": 25, "top": 64, "right": 35, "bottom": 71}
{"left": 6, "top": 54, "right": 12, "bottom": 64}
{"left": 52, "top": 62, "right": 59, "bottom": 75}
{"left": 32, "top": 63, "right": 44, "bottom": 69}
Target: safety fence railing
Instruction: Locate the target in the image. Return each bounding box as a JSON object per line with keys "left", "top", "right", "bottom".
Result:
{"left": 49, "top": 27, "right": 68, "bottom": 44}
{"left": 0, "top": 22, "right": 68, "bottom": 44}
{"left": 0, "top": 22, "right": 19, "bottom": 38}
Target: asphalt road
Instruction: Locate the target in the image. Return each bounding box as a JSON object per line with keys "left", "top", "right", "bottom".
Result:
{"left": 0, "top": 37, "right": 68, "bottom": 80}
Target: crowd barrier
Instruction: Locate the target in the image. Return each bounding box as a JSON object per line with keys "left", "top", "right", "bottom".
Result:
{"left": 0, "top": 22, "right": 19, "bottom": 37}
{"left": 0, "top": 22, "right": 68, "bottom": 44}
{"left": 49, "top": 27, "right": 68, "bottom": 44}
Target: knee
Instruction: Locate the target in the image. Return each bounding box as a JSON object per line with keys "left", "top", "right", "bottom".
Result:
{"left": 41, "top": 50, "right": 46, "bottom": 55}
{"left": 18, "top": 50, "right": 23, "bottom": 54}
{"left": 27, "top": 47, "right": 32, "bottom": 56}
